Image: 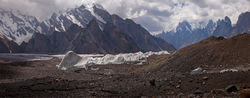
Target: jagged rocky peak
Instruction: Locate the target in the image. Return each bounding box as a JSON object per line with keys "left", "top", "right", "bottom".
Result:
{"left": 87, "top": 19, "right": 99, "bottom": 28}
{"left": 0, "top": 33, "right": 22, "bottom": 53}
{"left": 205, "top": 20, "right": 216, "bottom": 29}
{"left": 224, "top": 16, "right": 231, "bottom": 24}
{"left": 51, "top": 13, "right": 58, "bottom": 20}
{"left": 93, "top": 4, "right": 112, "bottom": 23}
{"left": 232, "top": 12, "right": 250, "bottom": 35}
{"left": 176, "top": 21, "right": 192, "bottom": 32}
{"left": 0, "top": 3, "right": 108, "bottom": 44}
{"left": 78, "top": 4, "right": 86, "bottom": 10}
{"left": 213, "top": 16, "right": 233, "bottom": 37}
{"left": 44, "top": 3, "right": 109, "bottom": 34}
{"left": 217, "top": 16, "right": 232, "bottom": 25}
{"left": 0, "top": 8, "right": 42, "bottom": 44}
{"left": 0, "top": 3, "right": 176, "bottom": 53}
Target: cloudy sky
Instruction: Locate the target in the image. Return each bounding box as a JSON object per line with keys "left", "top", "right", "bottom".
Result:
{"left": 0, "top": 0, "right": 250, "bottom": 34}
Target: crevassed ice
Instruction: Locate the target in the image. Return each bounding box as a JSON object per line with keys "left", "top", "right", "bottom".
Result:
{"left": 57, "top": 51, "right": 170, "bottom": 70}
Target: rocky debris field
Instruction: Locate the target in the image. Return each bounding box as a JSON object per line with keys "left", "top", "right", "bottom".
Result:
{"left": 0, "top": 33, "right": 249, "bottom": 97}
{"left": 0, "top": 55, "right": 250, "bottom": 98}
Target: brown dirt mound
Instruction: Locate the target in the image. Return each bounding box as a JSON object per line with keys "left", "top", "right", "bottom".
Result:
{"left": 158, "top": 33, "right": 250, "bottom": 72}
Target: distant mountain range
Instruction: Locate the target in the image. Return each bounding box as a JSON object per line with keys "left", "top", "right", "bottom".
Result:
{"left": 0, "top": 4, "right": 176, "bottom": 54}
{"left": 156, "top": 12, "right": 250, "bottom": 49}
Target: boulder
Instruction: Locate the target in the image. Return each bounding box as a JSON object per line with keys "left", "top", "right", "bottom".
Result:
{"left": 225, "top": 85, "right": 238, "bottom": 92}
{"left": 191, "top": 67, "right": 203, "bottom": 75}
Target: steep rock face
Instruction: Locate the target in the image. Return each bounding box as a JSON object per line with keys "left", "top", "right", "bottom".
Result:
{"left": 0, "top": 9, "right": 43, "bottom": 44}
{"left": 1, "top": 4, "right": 175, "bottom": 53}
{"left": 232, "top": 12, "right": 250, "bottom": 36}
{"left": 157, "top": 20, "right": 215, "bottom": 49}
{"left": 20, "top": 33, "right": 50, "bottom": 53}
{"left": 102, "top": 23, "right": 141, "bottom": 53}
{"left": 0, "top": 4, "right": 107, "bottom": 44}
{"left": 21, "top": 20, "right": 141, "bottom": 54}
{"left": 43, "top": 5, "right": 95, "bottom": 33}
{"left": 213, "top": 16, "right": 233, "bottom": 37}
{"left": 0, "top": 37, "right": 9, "bottom": 53}
{"left": 41, "top": 4, "right": 176, "bottom": 53}
{"left": 91, "top": 7, "right": 176, "bottom": 52}
{"left": 157, "top": 12, "right": 250, "bottom": 49}
{"left": 111, "top": 15, "right": 176, "bottom": 52}
{"left": 0, "top": 34, "right": 21, "bottom": 53}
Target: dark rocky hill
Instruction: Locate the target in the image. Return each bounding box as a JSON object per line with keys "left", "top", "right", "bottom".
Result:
{"left": 20, "top": 20, "right": 141, "bottom": 54}
{"left": 158, "top": 33, "right": 250, "bottom": 72}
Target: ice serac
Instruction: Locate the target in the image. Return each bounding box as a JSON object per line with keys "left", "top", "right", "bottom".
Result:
{"left": 57, "top": 51, "right": 85, "bottom": 70}
{"left": 57, "top": 51, "right": 170, "bottom": 70}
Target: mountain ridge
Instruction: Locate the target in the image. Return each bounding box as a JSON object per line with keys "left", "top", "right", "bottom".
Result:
{"left": 156, "top": 12, "right": 250, "bottom": 49}
{"left": 0, "top": 4, "right": 176, "bottom": 53}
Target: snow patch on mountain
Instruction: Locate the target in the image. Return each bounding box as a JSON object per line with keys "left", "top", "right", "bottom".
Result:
{"left": 0, "top": 9, "right": 44, "bottom": 44}
{"left": 66, "top": 14, "right": 84, "bottom": 28}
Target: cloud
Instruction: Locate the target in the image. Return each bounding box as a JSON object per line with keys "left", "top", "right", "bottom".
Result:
{"left": 96, "top": 0, "right": 250, "bottom": 34}
{"left": 0, "top": 0, "right": 249, "bottom": 34}
{"left": 0, "top": 0, "right": 83, "bottom": 20}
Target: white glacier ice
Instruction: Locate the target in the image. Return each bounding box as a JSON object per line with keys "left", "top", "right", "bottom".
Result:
{"left": 220, "top": 69, "right": 238, "bottom": 73}
{"left": 191, "top": 67, "right": 203, "bottom": 75}
{"left": 57, "top": 51, "right": 170, "bottom": 70}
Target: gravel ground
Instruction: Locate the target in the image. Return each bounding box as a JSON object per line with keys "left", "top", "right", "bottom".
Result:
{"left": 0, "top": 55, "right": 250, "bottom": 97}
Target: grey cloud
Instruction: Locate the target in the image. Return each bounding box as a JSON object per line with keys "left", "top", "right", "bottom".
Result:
{"left": 0, "top": 0, "right": 80, "bottom": 19}
{"left": 146, "top": 7, "right": 172, "bottom": 17}
{"left": 189, "top": 0, "right": 208, "bottom": 8}
{"left": 134, "top": 16, "right": 163, "bottom": 32}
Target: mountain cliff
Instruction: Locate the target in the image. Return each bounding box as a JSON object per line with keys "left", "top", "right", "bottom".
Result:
{"left": 231, "top": 12, "right": 250, "bottom": 36}
{"left": 157, "top": 12, "right": 250, "bottom": 49}
{"left": 0, "top": 34, "right": 21, "bottom": 53}
{"left": 21, "top": 19, "right": 141, "bottom": 54}
{"left": 0, "top": 4, "right": 176, "bottom": 53}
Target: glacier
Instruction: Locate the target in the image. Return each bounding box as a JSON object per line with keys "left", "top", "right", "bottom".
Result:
{"left": 57, "top": 51, "right": 170, "bottom": 70}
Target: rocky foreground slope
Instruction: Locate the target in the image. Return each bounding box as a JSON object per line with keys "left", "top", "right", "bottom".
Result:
{"left": 156, "top": 33, "right": 250, "bottom": 73}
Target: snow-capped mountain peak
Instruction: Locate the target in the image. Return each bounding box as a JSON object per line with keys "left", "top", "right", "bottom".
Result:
{"left": 0, "top": 9, "right": 42, "bottom": 44}
{"left": 176, "top": 21, "right": 192, "bottom": 33}
{"left": 43, "top": 4, "right": 108, "bottom": 33}
{"left": 0, "top": 4, "right": 109, "bottom": 44}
